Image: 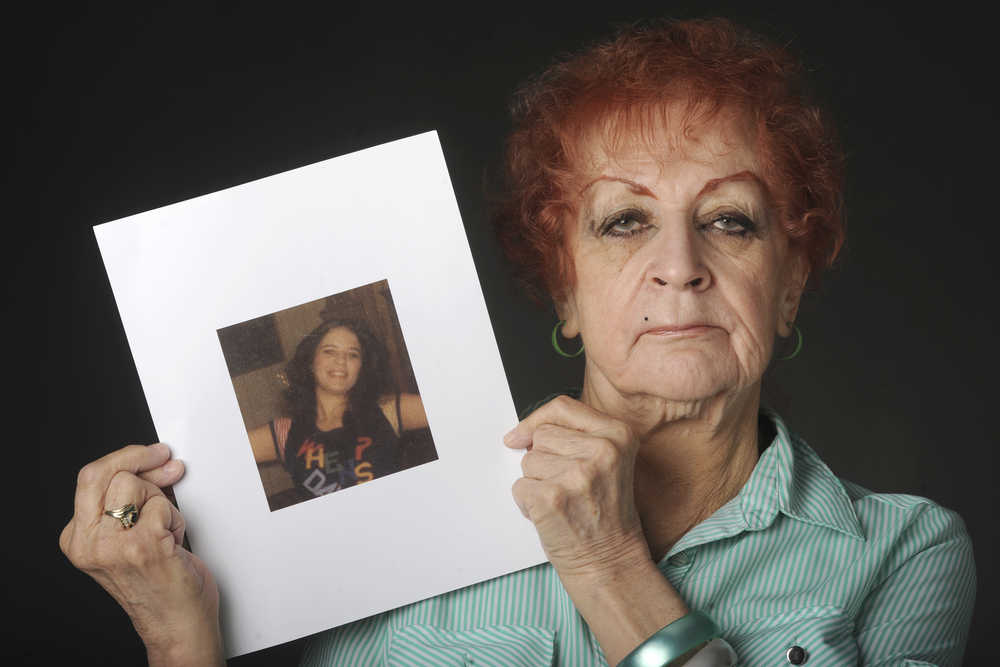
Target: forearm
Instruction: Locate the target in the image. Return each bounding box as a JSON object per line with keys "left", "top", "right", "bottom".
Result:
{"left": 135, "top": 593, "right": 225, "bottom": 667}
{"left": 144, "top": 622, "right": 225, "bottom": 667}
{"left": 557, "top": 545, "right": 689, "bottom": 666}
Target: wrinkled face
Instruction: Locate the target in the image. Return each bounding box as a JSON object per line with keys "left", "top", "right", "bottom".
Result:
{"left": 312, "top": 327, "right": 363, "bottom": 396}
{"left": 559, "top": 109, "right": 808, "bottom": 404}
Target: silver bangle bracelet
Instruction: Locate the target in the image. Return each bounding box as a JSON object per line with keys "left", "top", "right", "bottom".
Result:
{"left": 617, "top": 611, "right": 721, "bottom": 667}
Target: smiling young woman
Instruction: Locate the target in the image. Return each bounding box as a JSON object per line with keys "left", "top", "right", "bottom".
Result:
{"left": 245, "top": 319, "right": 429, "bottom": 501}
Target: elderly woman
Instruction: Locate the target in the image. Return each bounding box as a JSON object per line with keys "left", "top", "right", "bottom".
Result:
{"left": 247, "top": 318, "right": 429, "bottom": 500}
{"left": 59, "top": 18, "right": 975, "bottom": 666}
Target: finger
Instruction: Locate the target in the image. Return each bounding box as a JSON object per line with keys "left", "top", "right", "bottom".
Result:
{"left": 138, "top": 459, "right": 185, "bottom": 488}
{"left": 75, "top": 443, "right": 171, "bottom": 519}
{"left": 511, "top": 477, "right": 561, "bottom": 523}
{"left": 504, "top": 395, "right": 625, "bottom": 449}
{"left": 529, "top": 424, "right": 599, "bottom": 457}
{"left": 100, "top": 470, "right": 168, "bottom": 531}
{"left": 520, "top": 450, "right": 573, "bottom": 481}
{"left": 138, "top": 495, "right": 187, "bottom": 548}
{"left": 511, "top": 477, "right": 534, "bottom": 518}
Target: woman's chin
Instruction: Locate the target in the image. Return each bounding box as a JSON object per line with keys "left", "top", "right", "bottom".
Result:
{"left": 607, "top": 354, "right": 741, "bottom": 404}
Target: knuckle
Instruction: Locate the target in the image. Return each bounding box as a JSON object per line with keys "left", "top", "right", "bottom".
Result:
{"left": 552, "top": 395, "right": 574, "bottom": 412}
{"left": 519, "top": 452, "right": 531, "bottom": 475}
{"left": 593, "top": 438, "right": 619, "bottom": 464}
{"left": 76, "top": 462, "right": 101, "bottom": 487}
{"left": 143, "top": 495, "right": 170, "bottom": 524}
{"left": 576, "top": 458, "right": 599, "bottom": 482}
{"left": 106, "top": 469, "right": 139, "bottom": 497}
{"left": 534, "top": 423, "right": 555, "bottom": 437}
{"left": 539, "top": 483, "right": 565, "bottom": 510}
{"left": 58, "top": 524, "right": 71, "bottom": 555}
{"left": 616, "top": 422, "right": 635, "bottom": 444}
{"left": 566, "top": 465, "right": 594, "bottom": 494}
{"left": 121, "top": 538, "right": 153, "bottom": 567}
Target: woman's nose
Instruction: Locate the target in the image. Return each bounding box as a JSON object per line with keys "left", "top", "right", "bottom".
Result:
{"left": 646, "top": 223, "right": 711, "bottom": 291}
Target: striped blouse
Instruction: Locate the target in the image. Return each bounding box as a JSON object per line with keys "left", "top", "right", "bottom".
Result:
{"left": 300, "top": 410, "right": 976, "bottom": 666}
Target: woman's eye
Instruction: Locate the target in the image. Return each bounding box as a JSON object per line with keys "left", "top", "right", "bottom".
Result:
{"left": 601, "top": 210, "right": 650, "bottom": 237}
{"left": 708, "top": 213, "right": 755, "bottom": 236}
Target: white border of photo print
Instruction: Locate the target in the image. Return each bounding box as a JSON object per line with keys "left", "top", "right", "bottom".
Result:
{"left": 95, "top": 131, "right": 546, "bottom": 658}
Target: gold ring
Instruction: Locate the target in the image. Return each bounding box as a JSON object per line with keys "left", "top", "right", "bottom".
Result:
{"left": 104, "top": 503, "right": 139, "bottom": 529}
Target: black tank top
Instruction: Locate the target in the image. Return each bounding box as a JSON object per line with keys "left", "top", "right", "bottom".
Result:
{"left": 275, "top": 398, "right": 402, "bottom": 497}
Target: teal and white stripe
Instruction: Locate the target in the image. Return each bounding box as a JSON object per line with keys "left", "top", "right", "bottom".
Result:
{"left": 301, "top": 410, "right": 976, "bottom": 666}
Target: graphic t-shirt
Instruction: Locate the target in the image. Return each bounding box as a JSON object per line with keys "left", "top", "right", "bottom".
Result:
{"left": 270, "top": 402, "right": 401, "bottom": 497}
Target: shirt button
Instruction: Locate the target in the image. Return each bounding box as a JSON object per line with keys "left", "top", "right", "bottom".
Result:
{"left": 786, "top": 645, "right": 807, "bottom": 664}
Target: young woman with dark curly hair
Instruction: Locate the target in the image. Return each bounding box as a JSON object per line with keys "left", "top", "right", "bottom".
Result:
{"left": 245, "top": 318, "right": 428, "bottom": 498}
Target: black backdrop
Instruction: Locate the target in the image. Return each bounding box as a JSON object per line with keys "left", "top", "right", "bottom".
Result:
{"left": 10, "top": 3, "right": 997, "bottom": 664}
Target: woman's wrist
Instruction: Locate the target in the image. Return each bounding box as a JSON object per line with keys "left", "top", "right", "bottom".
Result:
{"left": 145, "top": 627, "right": 225, "bottom": 667}
{"left": 141, "top": 614, "right": 224, "bottom": 667}
{"left": 552, "top": 527, "right": 652, "bottom": 586}
{"left": 617, "top": 611, "right": 721, "bottom": 667}
{"left": 556, "top": 552, "right": 690, "bottom": 665}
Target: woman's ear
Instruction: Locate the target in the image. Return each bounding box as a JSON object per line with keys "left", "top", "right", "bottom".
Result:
{"left": 555, "top": 293, "right": 581, "bottom": 339}
{"left": 778, "top": 252, "right": 810, "bottom": 337}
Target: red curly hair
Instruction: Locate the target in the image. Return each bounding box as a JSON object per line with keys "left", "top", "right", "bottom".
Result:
{"left": 494, "top": 18, "right": 845, "bottom": 301}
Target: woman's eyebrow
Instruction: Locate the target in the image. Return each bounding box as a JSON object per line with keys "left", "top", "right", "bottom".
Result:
{"left": 319, "top": 344, "right": 361, "bottom": 352}
{"left": 580, "top": 171, "right": 763, "bottom": 198}
{"left": 579, "top": 176, "right": 657, "bottom": 198}
{"left": 696, "top": 170, "right": 763, "bottom": 198}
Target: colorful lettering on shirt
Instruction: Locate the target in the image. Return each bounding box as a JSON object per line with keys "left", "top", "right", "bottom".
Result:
{"left": 355, "top": 436, "right": 373, "bottom": 460}
{"left": 301, "top": 468, "right": 340, "bottom": 495}
{"left": 297, "top": 439, "right": 324, "bottom": 470}
{"left": 294, "top": 435, "right": 383, "bottom": 496}
{"left": 324, "top": 448, "right": 345, "bottom": 476}
{"left": 354, "top": 461, "right": 373, "bottom": 483}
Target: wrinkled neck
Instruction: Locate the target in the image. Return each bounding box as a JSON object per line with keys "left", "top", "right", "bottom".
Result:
{"left": 581, "top": 373, "right": 761, "bottom": 559}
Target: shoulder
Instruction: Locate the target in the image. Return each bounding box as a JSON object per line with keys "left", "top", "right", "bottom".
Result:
{"left": 835, "top": 482, "right": 976, "bottom": 662}
{"left": 376, "top": 394, "right": 401, "bottom": 434}
{"left": 842, "top": 477, "right": 970, "bottom": 539}
{"left": 259, "top": 417, "right": 294, "bottom": 448}
{"left": 270, "top": 416, "right": 293, "bottom": 434}
{"left": 768, "top": 412, "right": 974, "bottom": 580}
{"left": 841, "top": 478, "right": 974, "bottom": 574}
{"left": 249, "top": 418, "right": 290, "bottom": 440}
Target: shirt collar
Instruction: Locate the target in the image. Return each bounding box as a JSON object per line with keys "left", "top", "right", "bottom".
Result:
{"left": 739, "top": 408, "right": 864, "bottom": 540}
{"left": 667, "top": 409, "right": 863, "bottom": 559}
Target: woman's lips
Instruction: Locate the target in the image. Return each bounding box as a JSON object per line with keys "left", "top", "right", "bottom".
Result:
{"left": 637, "top": 324, "right": 719, "bottom": 341}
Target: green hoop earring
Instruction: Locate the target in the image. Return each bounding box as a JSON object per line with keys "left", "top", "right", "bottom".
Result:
{"left": 551, "top": 320, "right": 584, "bottom": 358}
{"left": 776, "top": 323, "right": 803, "bottom": 361}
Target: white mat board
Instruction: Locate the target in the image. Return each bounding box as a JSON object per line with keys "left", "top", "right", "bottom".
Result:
{"left": 94, "top": 131, "right": 546, "bottom": 658}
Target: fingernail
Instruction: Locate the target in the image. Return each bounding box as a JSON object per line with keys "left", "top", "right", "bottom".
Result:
{"left": 164, "top": 459, "right": 183, "bottom": 474}
{"left": 503, "top": 429, "right": 517, "bottom": 446}
{"left": 149, "top": 442, "right": 169, "bottom": 455}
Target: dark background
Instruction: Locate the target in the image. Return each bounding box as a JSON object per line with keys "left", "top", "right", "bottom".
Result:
{"left": 10, "top": 3, "right": 996, "bottom": 664}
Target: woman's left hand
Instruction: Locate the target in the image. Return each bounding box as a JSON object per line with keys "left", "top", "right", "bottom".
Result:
{"left": 504, "top": 395, "right": 651, "bottom": 583}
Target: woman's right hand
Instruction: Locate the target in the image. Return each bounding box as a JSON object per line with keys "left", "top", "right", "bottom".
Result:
{"left": 59, "top": 443, "right": 224, "bottom": 667}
